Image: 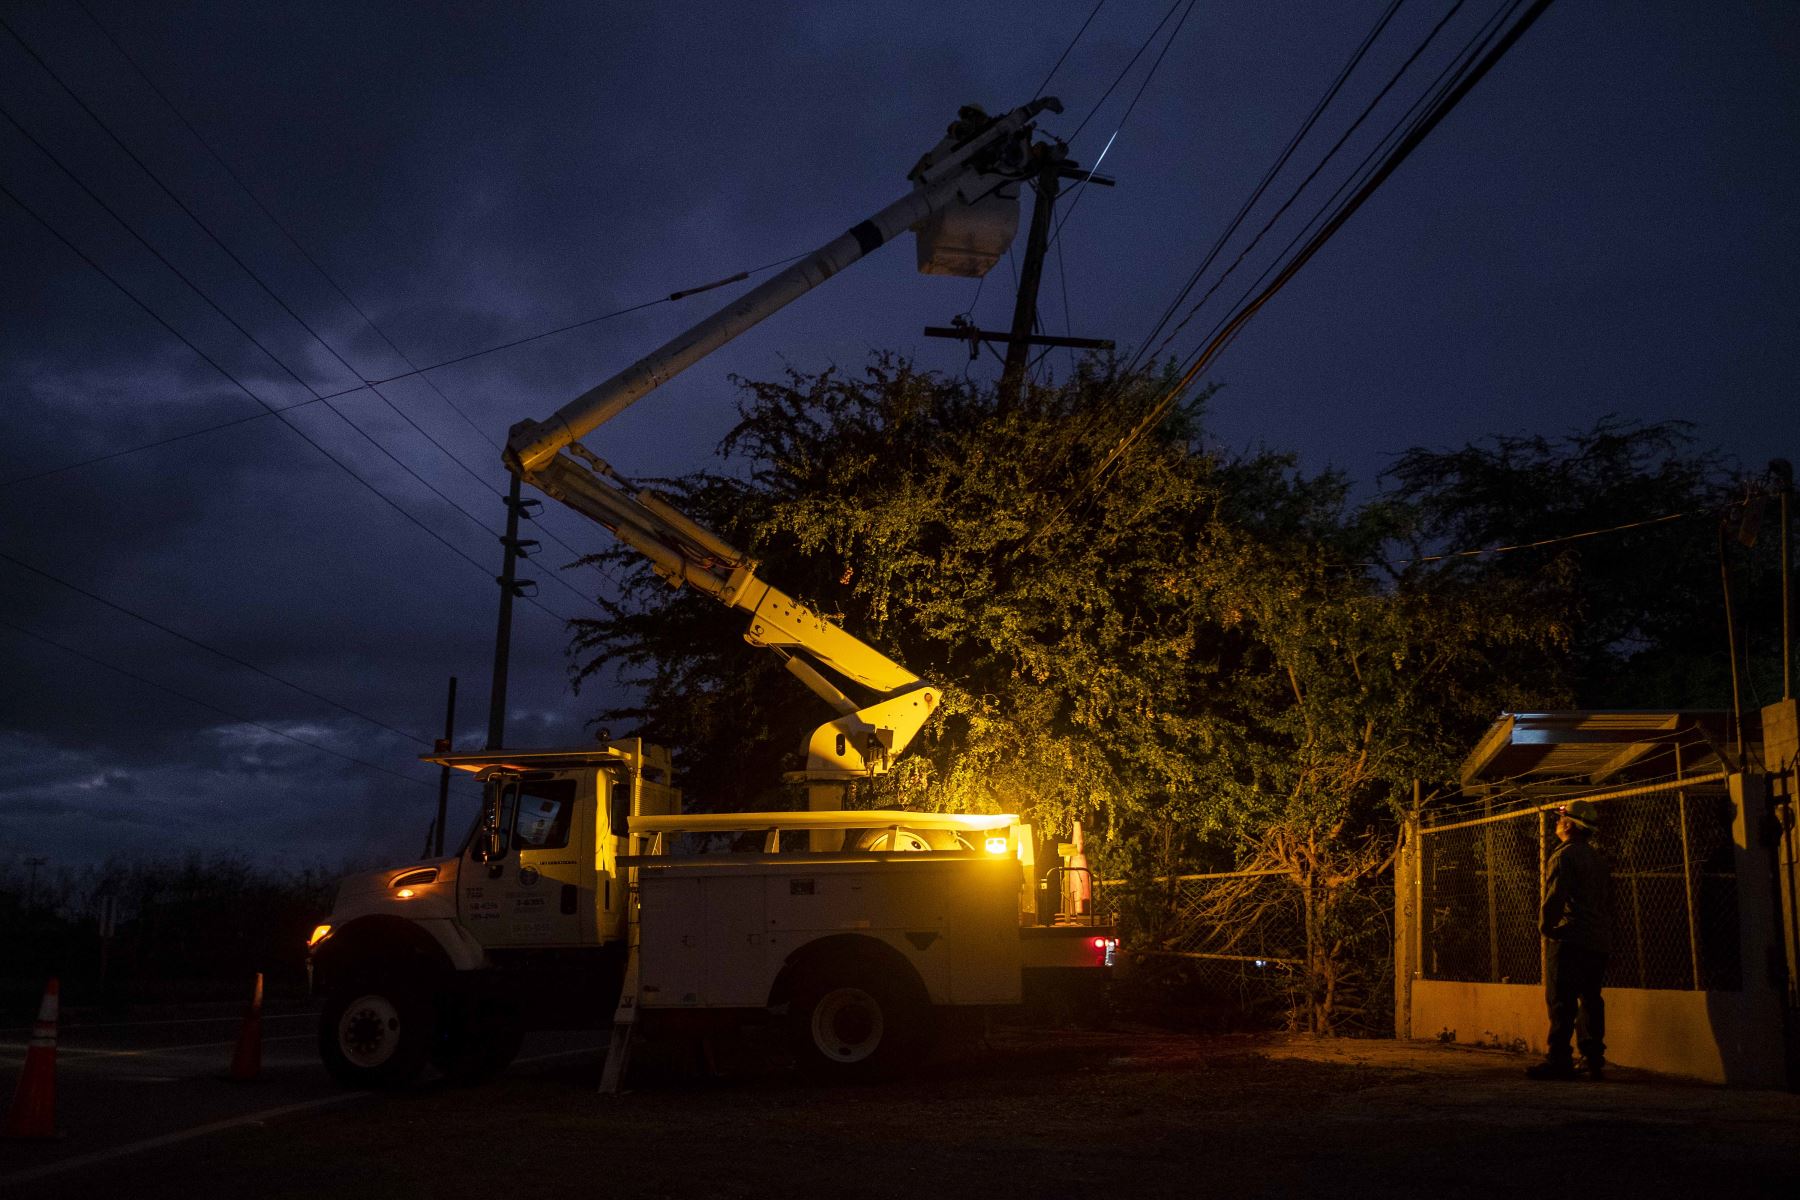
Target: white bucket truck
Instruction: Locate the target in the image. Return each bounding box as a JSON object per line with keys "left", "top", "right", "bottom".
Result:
{"left": 309, "top": 97, "right": 1114, "bottom": 1087}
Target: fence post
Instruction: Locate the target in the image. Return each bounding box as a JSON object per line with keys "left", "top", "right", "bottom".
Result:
{"left": 1484, "top": 794, "right": 1500, "bottom": 983}
{"left": 1537, "top": 806, "right": 1548, "bottom": 987}
{"left": 1395, "top": 805, "right": 1418, "bottom": 1039}
{"left": 1676, "top": 742, "right": 1702, "bottom": 989}
{"left": 1728, "top": 771, "right": 1786, "bottom": 1085}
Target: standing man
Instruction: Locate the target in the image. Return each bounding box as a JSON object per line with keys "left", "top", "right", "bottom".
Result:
{"left": 1528, "top": 799, "right": 1611, "bottom": 1080}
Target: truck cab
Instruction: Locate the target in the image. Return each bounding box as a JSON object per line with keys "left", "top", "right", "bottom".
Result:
{"left": 442, "top": 740, "right": 680, "bottom": 949}
{"left": 307, "top": 739, "right": 679, "bottom": 1087}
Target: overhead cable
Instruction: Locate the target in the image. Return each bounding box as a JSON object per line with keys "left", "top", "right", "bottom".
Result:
{"left": 0, "top": 26, "right": 608, "bottom": 611}
{"left": 0, "top": 180, "right": 569, "bottom": 629}
{"left": 1159, "top": 0, "right": 1497, "bottom": 376}
{"left": 1124, "top": 0, "right": 1410, "bottom": 378}
{"left": 72, "top": 0, "right": 492, "bottom": 449}
{"left": 0, "top": 266, "right": 804, "bottom": 492}
{"left": 1045, "top": 0, "right": 1198, "bottom": 254}
{"left": 1039, "top": 0, "right": 1555, "bottom": 541}
{"left": 0, "top": 547, "right": 431, "bottom": 747}
{"left": 1028, "top": 0, "right": 1408, "bottom": 494}
{"left": 1067, "top": 0, "right": 1188, "bottom": 144}
{"left": 1035, "top": 0, "right": 1108, "bottom": 97}
{"left": 0, "top": 618, "right": 450, "bottom": 792}
{"left": 1366, "top": 507, "right": 1715, "bottom": 571}
{"left": 21, "top": 8, "right": 622, "bottom": 597}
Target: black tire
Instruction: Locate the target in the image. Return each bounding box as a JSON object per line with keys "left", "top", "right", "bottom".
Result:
{"left": 319, "top": 977, "right": 434, "bottom": 1089}
{"left": 788, "top": 958, "right": 928, "bottom": 1082}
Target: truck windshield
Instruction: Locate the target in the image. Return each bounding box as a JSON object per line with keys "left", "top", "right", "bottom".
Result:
{"left": 468, "top": 773, "right": 578, "bottom": 859}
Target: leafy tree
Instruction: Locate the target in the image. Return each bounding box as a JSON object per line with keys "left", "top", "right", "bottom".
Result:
{"left": 570, "top": 358, "right": 1587, "bottom": 1030}
{"left": 1377, "top": 418, "right": 1787, "bottom": 714}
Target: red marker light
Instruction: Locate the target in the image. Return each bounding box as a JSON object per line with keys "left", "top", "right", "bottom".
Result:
{"left": 1091, "top": 937, "right": 1107, "bottom": 949}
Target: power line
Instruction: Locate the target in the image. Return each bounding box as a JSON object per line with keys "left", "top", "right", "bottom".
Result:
{"left": 13, "top": 0, "right": 795, "bottom": 611}
{"left": 3, "top": 14, "right": 806, "bottom": 503}
{"left": 1125, "top": 0, "right": 1410, "bottom": 377}
{"left": 1018, "top": 0, "right": 1195, "bottom": 386}
{"left": 0, "top": 80, "right": 586, "bottom": 622}
{"left": 1155, "top": 0, "right": 1524, "bottom": 414}
{"left": 1034, "top": 0, "right": 1107, "bottom": 97}
{"left": 303, "top": 246, "right": 798, "bottom": 392}
{"left": 1139, "top": 0, "right": 1473, "bottom": 374}
{"left": 0, "top": 547, "right": 430, "bottom": 746}
{"left": 0, "top": 179, "right": 572, "bottom": 626}
{"left": 0, "top": 292, "right": 653, "bottom": 490}
{"left": 0, "top": 29, "right": 608, "bottom": 614}
{"left": 1027, "top": 0, "right": 1408, "bottom": 498}
{"left": 1045, "top": 0, "right": 1197, "bottom": 254}
{"left": 1037, "top": 0, "right": 1555, "bottom": 542}
{"left": 0, "top": 617, "right": 448, "bottom": 792}
{"left": 0, "top": 400, "right": 315, "bottom": 489}
{"left": 1066, "top": 0, "right": 1187, "bottom": 145}
{"left": 63, "top": 0, "right": 622, "bottom": 594}
{"left": 72, "top": 0, "right": 493, "bottom": 447}
{"left": 1367, "top": 509, "right": 1701, "bottom": 571}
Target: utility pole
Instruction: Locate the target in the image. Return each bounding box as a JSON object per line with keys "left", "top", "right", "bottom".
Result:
{"left": 925, "top": 140, "right": 1114, "bottom": 408}
{"left": 997, "top": 148, "right": 1066, "bottom": 406}
{"left": 486, "top": 475, "right": 540, "bottom": 750}
{"left": 434, "top": 675, "right": 457, "bottom": 856}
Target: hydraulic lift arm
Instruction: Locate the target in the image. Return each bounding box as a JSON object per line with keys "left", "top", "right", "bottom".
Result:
{"left": 504, "top": 98, "right": 1059, "bottom": 799}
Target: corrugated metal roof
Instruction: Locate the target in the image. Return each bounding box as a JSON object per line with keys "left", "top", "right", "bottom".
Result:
{"left": 1458, "top": 710, "right": 1737, "bottom": 785}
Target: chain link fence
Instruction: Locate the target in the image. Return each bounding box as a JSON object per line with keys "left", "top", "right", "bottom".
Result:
{"left": 1097, "top": 869, "right": 1392, "bottom": 1031}
{"left": 1096, "top": 872, "right": 1304, "bottom": 1024}
{"left": 1418, "top": 782, "right": 1740, "bottom": 991}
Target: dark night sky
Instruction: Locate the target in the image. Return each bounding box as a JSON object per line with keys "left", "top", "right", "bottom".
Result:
{"left": 2, "top": 1, "right": 1795, "bottom": 872}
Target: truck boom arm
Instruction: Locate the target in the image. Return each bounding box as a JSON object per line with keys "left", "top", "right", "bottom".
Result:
{"left": 507, "top": 98, "right": 1059, "bottom": 796}
{"left": 505, "top": 97, "right": 1058, "bottom": 473}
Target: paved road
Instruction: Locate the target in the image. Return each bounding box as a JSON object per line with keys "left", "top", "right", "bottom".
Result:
{"left": 0, "top": 1007, "right": 607, "bottom": 1187}
{"left": 5, "top": 1026, "right": 1797, "bottom": 1200}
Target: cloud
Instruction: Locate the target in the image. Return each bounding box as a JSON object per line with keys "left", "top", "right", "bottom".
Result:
{"left": 1, "top": 0, "right": 1794, "bottom": 875}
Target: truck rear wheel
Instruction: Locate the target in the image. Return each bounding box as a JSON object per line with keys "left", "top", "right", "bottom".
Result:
{"left": 789, "top": 960, "right": 927, "bottom": 1081}
{"left": 320, "top": 977, "right": 433, "bottom": 1089}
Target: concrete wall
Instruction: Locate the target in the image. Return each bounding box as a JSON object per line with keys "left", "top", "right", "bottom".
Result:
{"left": 1406, "top": 774, "right": 1788, "bottom": 1088}
{"left": 1412, "top": 979, "right": 1784, "bottom": 1086}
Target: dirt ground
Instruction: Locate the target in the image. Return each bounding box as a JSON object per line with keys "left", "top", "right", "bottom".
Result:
{"left": 51, "top": 1026, "right": 1800, "bottom": 1199}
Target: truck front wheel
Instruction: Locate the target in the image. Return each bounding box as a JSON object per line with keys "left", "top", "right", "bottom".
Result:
{"left": 789, "top": 960, "right": 927, "bottom": 1081}
{"left": 320, "top": 978, "right": 433, "bottom": 1089}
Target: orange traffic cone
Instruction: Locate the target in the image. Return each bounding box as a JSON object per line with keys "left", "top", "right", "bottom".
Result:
{"left": 229, "top": 973, "right": 263, "bottom": 1082}
{"left": 3, "top": 977, "right": 59, "bottom": 1139}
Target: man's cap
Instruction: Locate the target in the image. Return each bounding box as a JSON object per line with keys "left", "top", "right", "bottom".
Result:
{"left": 1556, "top": 799, "right": 1600, "bottom": 830}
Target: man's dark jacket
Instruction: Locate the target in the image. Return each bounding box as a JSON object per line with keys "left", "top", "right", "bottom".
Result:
{"left": 1540, "top": 838, "right": 1610, "bottom": 954}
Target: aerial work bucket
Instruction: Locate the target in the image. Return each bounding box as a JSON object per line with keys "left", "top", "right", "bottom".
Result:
{"left": 914, "top": 183, "right": 1020, "bottom": 277}
{"left": 910, "top": 103, "right": 1028, "bottom": 278}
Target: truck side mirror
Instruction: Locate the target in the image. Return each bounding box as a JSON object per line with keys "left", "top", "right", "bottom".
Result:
{"left": 607, "top": 776, "right": 630, "bottom": 841}
{"left": 476, "top": 776, "right": 518, "bottom": 867}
